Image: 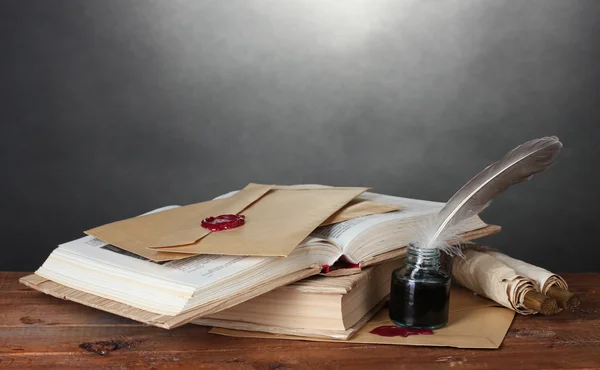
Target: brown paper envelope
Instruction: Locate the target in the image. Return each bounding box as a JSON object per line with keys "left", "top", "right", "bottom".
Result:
{"left": 85, "top": 183, "right": 274, "bottom": 261}
{"left": 216, "top": 185, "right": 403, "bottom": 227}
{"left": 210, "top": 286, "right": 515, "bottom": 349}
{"left": 150, "top": 186, "right": 368, "bottom": 257}
{"left": 86, "top": 184, "right": 368, "bottom": 261}
{"left": 250, "top": 185, "right": 402, "bottom": 226}
{"left": 320, "top": 198, "right": 404, "bottom": 226}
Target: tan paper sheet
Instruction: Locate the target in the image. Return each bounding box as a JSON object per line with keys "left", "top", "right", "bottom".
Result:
{"left": 86, "top": 184, "right": 367, "bottom": 261}
{"left": 210, "top": 286, "right": 515, "bottom": 349}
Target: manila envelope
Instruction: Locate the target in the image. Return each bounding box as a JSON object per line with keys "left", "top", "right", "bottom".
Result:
{"left": 209, "top": 286, "right": 516, "bottom": 349}
{"left": 85, "top": 183, "right": 401, "bottom": 262}
{"left": 320, "top": 196, "right": 403, "bottom": 226}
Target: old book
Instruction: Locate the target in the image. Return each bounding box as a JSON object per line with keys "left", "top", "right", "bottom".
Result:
{"left": 195, "top": 297, "right": 389, "bottom": 341}
{"left": 193, "top": 259, "right": 404, "bottom": 334}
{"left": 21, "top": 190, "right": 497, "bottom": 329}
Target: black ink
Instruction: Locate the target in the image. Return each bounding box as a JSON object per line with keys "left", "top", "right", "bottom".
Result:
{"left": 389, "top": 269, "right": 450, "bottom": 329}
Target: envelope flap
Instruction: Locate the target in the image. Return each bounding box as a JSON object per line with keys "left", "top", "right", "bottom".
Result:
{"left": 84, "top": 183, "right": 274, "bottom": 258}
{"left": 320, "top": 198, "right": 404, "bottom": 226}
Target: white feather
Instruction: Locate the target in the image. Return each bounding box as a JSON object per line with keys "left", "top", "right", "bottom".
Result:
{"left": 413, "top": 136, "right": 563, "bottom": 253}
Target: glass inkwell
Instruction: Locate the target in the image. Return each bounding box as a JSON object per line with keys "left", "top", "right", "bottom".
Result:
{"left": 388, "top": 243, "right": 451, "bottom": 329}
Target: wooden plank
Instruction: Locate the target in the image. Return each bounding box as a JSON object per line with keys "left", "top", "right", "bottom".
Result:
{"left": 0, "top": 338, "right": 599, "bottom": 369}
{"left": 0, "top": 272, "right": 30, "bottom": 292}
{"left": 1, "top": 318, "right": 599, "bottom": 354}
{"left": 0, "top": 293, "right": 140, "bottom": 327}
{"left": 0, "top": 272, "right": 598, "bottom": 369}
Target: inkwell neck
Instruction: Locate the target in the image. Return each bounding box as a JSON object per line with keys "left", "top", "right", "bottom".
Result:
{"left": 406, "top": 243, "right": 440, "bottom": 269}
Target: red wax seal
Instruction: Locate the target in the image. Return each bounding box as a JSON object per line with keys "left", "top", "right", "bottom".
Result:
{"left": 370, "top": 326, "right": 434, "bottom": 337}
{"left": 321, "top": 262, "right": 360, "bottom": 274}
{"left": 201, "top": 214, "right": 245, "bottom": 232}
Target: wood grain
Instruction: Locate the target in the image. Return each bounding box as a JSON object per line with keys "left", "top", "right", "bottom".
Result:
{"left": 2, "top": 272, "right": 599, "bottom": 369}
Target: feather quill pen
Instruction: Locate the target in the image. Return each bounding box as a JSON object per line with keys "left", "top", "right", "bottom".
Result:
{"left": 412, "top": 136, "right": 562, "bottom": 255}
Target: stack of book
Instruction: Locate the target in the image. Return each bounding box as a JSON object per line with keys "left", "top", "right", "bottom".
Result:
{"left": 21, "top": 184, "right": 499, "bottom": 338}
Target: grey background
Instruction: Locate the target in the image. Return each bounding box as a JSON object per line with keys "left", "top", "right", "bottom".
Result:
{"left": 2, "top": 0, "right": 598, "bottom": 272}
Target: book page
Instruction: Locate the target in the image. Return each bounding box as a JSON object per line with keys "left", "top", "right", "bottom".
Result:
{"left": 54, "top": 236, "right": 270, "bottom": 289}
{"left": 47, "top": 204, "right": 271, "bottom": 288}
{"left": 311, "top": 196, "right": 444, "bottom": 250}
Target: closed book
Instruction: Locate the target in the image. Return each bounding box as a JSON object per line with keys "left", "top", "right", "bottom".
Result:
{"left": 193, "top": 259, "right": 404, "bottom": 337}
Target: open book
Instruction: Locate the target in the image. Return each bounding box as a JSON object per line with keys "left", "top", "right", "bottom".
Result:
{"left": 22, "top": 191, "right": 497, "bottom": 329}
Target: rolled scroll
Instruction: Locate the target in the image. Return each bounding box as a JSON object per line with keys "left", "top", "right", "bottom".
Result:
{"left": 451, "top": 247, "right": 578, "bottom": 314}
{"left": 485, "top": 252, "right": 579, "bottom": 311}
{"left": 451, "top": 250, "right": 538, "bottom": 315}
{"left": 485, "top": 252, "right": 567, "bottom": 294}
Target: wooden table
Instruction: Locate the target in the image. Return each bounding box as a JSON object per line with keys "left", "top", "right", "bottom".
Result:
{"left": 1, "top": 273, "right": 599, "bottom": 369}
